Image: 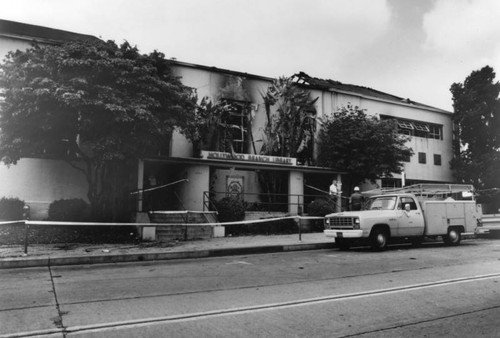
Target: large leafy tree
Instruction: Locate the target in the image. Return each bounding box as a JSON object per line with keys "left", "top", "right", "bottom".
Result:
{"left": 317, "top": 105, "right": 413, "bottom": 189}
{"left": 261, "top": 76, "right": 318, "bottom": 160}
{"left": 259, "top": 77, "right": 318, "bottom": 206}
{"left": 0, "top": 39, "right": 197, "bottom": 220}
{"left": 450, "top": 66, "right": 500, "bottom": 210}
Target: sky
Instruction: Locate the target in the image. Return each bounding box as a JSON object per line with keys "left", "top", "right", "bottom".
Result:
{"left": 2, "top": 0, "right": 500, "bottom": 111}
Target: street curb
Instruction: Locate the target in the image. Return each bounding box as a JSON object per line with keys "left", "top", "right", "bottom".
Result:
{"left": 0, "top": 242, "right": 336, "bottom": 269}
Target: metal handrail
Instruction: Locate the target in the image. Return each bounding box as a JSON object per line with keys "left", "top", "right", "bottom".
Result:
{"left": 174, "top": 191, "right": 187, "bottom": 212}
{"left": 132, "top": 178, "right": 189, "bottom": 213}
{"left": 203, "top": 191, "right": 220, "bottom": 213}
{"left": 203, "top": 191, "right": 344, "bottom": 213}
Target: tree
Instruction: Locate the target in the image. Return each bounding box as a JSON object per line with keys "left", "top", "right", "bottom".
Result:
{"left": 258, "top": 77, "right": 318, "bottom": 207}
{"left": 0, "top": 39, "right": 197, "bottom": 220}
{"left": 450, "top": 66, "right": 500, "bottom": 211}
{"left": 317, "top": 104, "right": 413, "bottom": 188}
{"left": 261, "top": 76, "right": 318, "bottom": 162}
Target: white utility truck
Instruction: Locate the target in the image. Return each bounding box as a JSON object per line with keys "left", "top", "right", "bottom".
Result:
{"left": 324, "top": 184, "right": 483, "bottom": 250}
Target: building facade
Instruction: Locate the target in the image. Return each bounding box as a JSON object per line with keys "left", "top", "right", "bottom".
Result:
{"left": 0, "top": 19, "right": 454, "bottom": 220}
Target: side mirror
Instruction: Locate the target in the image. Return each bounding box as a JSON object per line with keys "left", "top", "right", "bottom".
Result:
{"left": 404, "top": 204, "right": 411, "bottom": 212}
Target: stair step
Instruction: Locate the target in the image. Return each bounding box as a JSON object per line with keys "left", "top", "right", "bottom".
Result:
{"left": 149, "top": 212, "right": 210, "bottom": 224}
{"left": 156, "top": 224, "right": 213, "bottom": 242}
{"left": 148, "top": 211, "right": 216, "bottom": 242}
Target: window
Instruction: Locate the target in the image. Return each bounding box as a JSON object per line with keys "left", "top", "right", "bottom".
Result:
{"left": 397, "top": 120, "right": 414, "bottom": 136}
{"left": 428, "top": 124, "right": 443, "bottom": 140}
{"left": 434, "top": 154, "right": 442, "bottom": 166}
{"left": 221, "top": 100, "right": 249, "bottom": 153}
{"left": 380, "top": 115, "right": 442, "bottom": 140}
{"left": 418, "top": 152, "right": 426, "bottom": 164}
{"left": 413, "top": 122, "right": 430, "bottom": 138}
{"left": 382, "top": 178, "right": 420, "bottom": 188}
{"left": 367, "top": 196, "right": 397, "bottom": 210}
{"left": 398, "top": 197, "right": 418, "bottom": 210}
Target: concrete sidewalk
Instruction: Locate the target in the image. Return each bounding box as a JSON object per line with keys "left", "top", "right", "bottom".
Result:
{"left": 0, "top": 232, "right": 335, "bottom": 269}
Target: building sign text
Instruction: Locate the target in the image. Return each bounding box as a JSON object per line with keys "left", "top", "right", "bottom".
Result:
{"left": 202, "top": 151, "right": 296, "bottom": 165}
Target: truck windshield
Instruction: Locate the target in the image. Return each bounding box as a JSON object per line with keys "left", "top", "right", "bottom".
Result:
{"left": 366, "top": 196, "right": 397, "bottom": 210}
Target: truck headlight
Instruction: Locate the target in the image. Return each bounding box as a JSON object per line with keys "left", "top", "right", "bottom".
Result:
{"left": 353, "top": 218, "right": 360, "bottom": 230}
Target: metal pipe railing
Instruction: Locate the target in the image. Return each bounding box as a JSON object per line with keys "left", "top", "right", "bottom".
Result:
{"left": 203, "top": 191, "right": 344, "bottom": 213}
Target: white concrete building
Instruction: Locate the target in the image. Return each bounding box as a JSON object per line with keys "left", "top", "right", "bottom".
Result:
{"left": 0, "top": 19, "right": 454, "bottom": 219}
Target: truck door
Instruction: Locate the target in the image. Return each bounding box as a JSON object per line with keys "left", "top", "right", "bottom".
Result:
{"left": 396, "top": 197, "right": 424, "bottom": 237}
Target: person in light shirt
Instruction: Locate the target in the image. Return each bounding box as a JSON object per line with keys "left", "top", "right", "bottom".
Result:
{"left": 329, "top": 179, "right": 340, "bottom": 210}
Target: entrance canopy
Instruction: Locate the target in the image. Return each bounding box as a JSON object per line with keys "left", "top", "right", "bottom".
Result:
{"left": 145, "top": 151, "right": 344, "bottom": 175}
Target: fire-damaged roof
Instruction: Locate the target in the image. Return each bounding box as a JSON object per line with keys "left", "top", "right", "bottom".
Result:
{"left": 292, "top": 71, "right": 450, "bottom": 114}
{"left": 0, "top": 19, "right": 99, "bottom": 44}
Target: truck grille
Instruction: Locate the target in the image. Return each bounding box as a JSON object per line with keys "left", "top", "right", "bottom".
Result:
{"left": 326, "top": 217, "right": 356, "bottom": 229}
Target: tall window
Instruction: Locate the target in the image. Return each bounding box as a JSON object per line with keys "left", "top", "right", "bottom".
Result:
{"left": 428, "top": 124, "right": 443, "bottom": 140}
{"left": 221, "top": 100, "right": 249, "bottom": 154}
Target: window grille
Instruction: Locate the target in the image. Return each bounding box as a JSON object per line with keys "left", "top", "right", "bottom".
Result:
{"left": 380, "top": 115, "right": 443, "bottom": 140}
{"left": 428, "top": 125, "right": 443, "bottom": 140}
{"left": 418, "top": 152, "right": 427, "bottom": 164}
{"left": 434, "top": 154, "right": 442, "bottom": 166}
{"left": 221, "top": 100, "right": 249, "bottom": 154}
{"left": 413, "top": 122, "right": 430, "bottom": 132}
{"left": 397, "top": 120, "right": 414, "bottom": 130}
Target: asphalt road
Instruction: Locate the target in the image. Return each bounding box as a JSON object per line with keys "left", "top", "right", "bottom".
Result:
{"left": 1, "top": 239, "right": 500, "bottom": 337}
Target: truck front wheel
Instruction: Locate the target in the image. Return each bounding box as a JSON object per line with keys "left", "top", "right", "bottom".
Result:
{"left": 443, "top": 228, "right": 461, "bottom": 246}
{"left": 370, "top": 228, "right": 388, "bottom": 251}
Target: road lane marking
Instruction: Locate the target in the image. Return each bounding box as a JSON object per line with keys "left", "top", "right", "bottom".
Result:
{"left": 4, "top": 272, "right": 500, "bottom": 337}
{"left": 65, "top": 272, "right": 500, "bottom": 335}
{"left": 225, "top": 260, "right": 253, "bottom": 265}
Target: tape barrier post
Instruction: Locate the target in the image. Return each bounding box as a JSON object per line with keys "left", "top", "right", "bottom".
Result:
{"left": 23, "top": 205, "right": 30, "bottom": 254}
{"left": 295, "top": 217, "right": 302, "bottom": 242}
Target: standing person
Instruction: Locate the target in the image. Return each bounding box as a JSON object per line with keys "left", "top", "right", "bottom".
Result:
{"left": 329, "top": 180, "right": 338, "bottom": 196}
{"left": 349, "top": 186, "right": 364, "bottom": 211}
{"left": 329, "top": 179, "right": 339, "bottom": 210}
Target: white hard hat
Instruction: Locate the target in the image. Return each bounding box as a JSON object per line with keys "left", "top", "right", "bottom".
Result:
{"left": 354, "top": 186, "right": 360, "bottom": 192}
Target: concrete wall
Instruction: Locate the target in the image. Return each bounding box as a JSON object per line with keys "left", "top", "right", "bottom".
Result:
{"left": 170, "top": 65, "right": 273, "bottom": 158}
{"left": 0, "top": 158, "right": 88, "bottom": 219}
{"left": 178, "top": 164, "right": 210, "bottom": 210}
{"left": 0, "top": 36, "right": 32, "bottom": 61}
{"left": 0, "top": 36, "right": 91, "bottom": 220}
{"left": 311, "top": 88, "right": 454, "bottom": 183}
{"left": 211, "top": 168, "right": 261, "bottom": 203}
{"left": 288, "top": 171, "right": 304, "bottom": 214}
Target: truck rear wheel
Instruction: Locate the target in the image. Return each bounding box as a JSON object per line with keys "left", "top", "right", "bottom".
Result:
{"left": 370, "top": 228, "right": 388, "bottom": 251}
{"left": 443, "top": 228, "right": 461, "bottom": 246}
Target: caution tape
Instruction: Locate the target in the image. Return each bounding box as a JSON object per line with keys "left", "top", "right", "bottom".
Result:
{"left": 0, "top": 220, "right": 25, "bottom": 225}
{"left": 0, "top": 216, "right": 324, "bottom": 228}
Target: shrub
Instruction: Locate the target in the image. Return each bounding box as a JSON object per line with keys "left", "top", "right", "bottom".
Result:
{"left": 0, "top": 197, "right": 25, "bottom": 220}
{"left": 214, "top": 196, "right": 246, "bottom": 223}
{"left": 307, "top": 197, "right": 336, "bottom": 232}
{"left": 307, "top": 197, "right": 336, "bottom": 216}
{"left": 48, "top": 198, "right": 91, "bottom": 221}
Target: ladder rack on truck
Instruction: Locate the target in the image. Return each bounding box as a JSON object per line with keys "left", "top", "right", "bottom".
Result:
{"left": 378, "top": 184, "right": 476, "bottom": 202}
{"left": 381, "top": 184, "right": 483, "bottom": 238}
